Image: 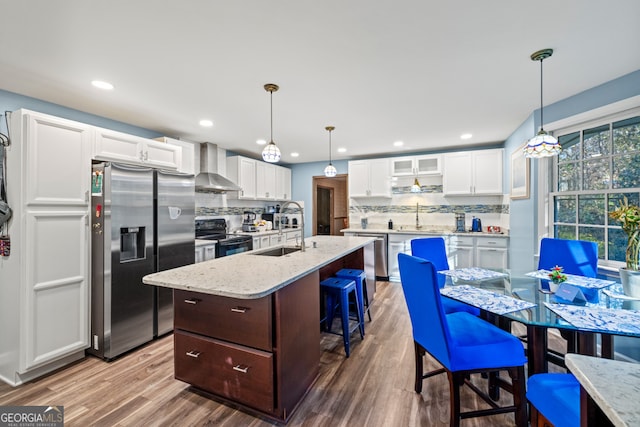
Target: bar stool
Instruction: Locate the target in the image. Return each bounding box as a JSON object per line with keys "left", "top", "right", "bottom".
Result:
{"left": 335, "top": 268, "right": 372, "bottom": 322}
{"left": 320, "top": 277, "right": 364, "bottom": 357}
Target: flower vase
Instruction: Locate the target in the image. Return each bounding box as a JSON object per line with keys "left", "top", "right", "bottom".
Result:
{"left": 548, "top": 279, "right": 563, "bottom": 293}
{"left": 620, "top": 268, "right": 640, "bottom": 298}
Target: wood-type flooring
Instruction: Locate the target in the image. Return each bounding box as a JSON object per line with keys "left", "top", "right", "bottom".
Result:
{"left": 0, "top": 280, "right": 566, "bottom": 426}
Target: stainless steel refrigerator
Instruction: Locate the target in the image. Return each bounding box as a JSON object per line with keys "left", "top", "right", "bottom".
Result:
{"left": 89, "top": 162, "right": 194, "bottom": 360}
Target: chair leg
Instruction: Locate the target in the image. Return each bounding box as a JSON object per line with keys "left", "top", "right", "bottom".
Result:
{"left": 488, "top": 371, "right": 500, "bottom": 401}
{"left": 508, "top": 366, "right": 528, "bottom": 427}
{"left": 340, "top": 289, "right": 351, "bottom": 357}
{"left": 362, "top": 278, "right": 372, "bottom": 321}
{"left": 448, "top": 371, "right": 462, "bottom": 427}
{"left": 414, "top": 342, "right": 424, "bottom": 393}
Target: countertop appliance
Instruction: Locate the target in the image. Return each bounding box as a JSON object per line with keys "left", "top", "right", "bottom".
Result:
{"left": 455, "top": 213, "right": 466, "bottom": 232}
{"left": 195, "top": 218, "right": 253, "bottom": 257}
{"left": 89, "top": 163, "right": 195, "bottom": 360}
{"left": 471, "top": 217, "right": 482, "bottom": 232}
{"left": 242, "top": 211, "right": 257, "bottom": 232}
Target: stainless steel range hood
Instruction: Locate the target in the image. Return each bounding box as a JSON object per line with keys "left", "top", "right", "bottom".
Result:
{"left": 195, "top": 143, "right": 241, "bottom": 193}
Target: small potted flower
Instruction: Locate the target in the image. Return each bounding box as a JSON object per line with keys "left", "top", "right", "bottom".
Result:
{"left": 609, "top": 196, "right": 640, "bottom": 297}
{"left": 548, "top": 265, "right": 567, "bottom": 292}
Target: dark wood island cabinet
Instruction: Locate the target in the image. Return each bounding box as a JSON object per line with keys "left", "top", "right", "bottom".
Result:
{"left": 143, "top": 236, "right": 375, "bottom": 423}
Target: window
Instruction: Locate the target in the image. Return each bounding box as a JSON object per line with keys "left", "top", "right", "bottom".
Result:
{"left": 551, "top": 114, "right": 640, "bottom": 267}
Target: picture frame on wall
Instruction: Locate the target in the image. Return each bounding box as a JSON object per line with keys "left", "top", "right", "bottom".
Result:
{"left": 510, "top": 143, "right": 530, "bottom": 200}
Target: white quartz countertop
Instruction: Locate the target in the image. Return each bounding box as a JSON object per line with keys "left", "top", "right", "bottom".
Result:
{"left": 341, "top": 227, "right": 508, "bottom": 237}
{"left": 566, "top": 353, "right": 640, "bottom": 427}
{"left": 143, "top": 235, "right": 376, "bottom": 299}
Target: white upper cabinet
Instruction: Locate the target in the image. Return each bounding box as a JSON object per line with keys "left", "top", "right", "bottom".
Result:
{"left": 348, "top": 159, "right": 391, "bottom": 198}
{"left": 155, "top": 137, "right": 195, "bottom": 175}
{"left": 256, "top": 161, "right": 277, "bottom": 200}
{"left": 442, "top": 149, "right": 503, "bottom": 195}
{"left": 275, "top": 166, "right": 292, "bottom": 200}
{"left": 93, "top": 128, "right": 180, "bottom": 170}
{"left": 227, "top": 155, "right": 291, "bottom": 201}
{"left": 391, "top": 154, "right": 441, "bottom": 176}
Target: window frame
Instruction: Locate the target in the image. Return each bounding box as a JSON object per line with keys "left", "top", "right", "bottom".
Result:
{"left": 548, "top": 106, "right": 640, "bottom": 269}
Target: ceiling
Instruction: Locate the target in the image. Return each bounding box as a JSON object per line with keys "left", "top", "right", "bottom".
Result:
{"left": 2, "top": 1, "right": 640, "bottom": 164}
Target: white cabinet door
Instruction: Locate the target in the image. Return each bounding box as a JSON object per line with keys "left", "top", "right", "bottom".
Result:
{"left": 275, "top": 166, "right": 292, "bottom": 200}
{"left": 155, "top": 137, "right": 194, "bottom": 174}
{"left": 203, "top": 244, "right": 216, "bottom": 261}
{"left": 252, "top": 237, "right": 262, "bottom": 250}
{"left": 195, "top": 246, "right": 204, "bottom": 263}
{"left": 473, "top": 149, "right": 503, "bottom": 194}
{"left": 348, "top": 159, "right": 391, "bottom": 198}
{"left": 443, "top": 149, "right": 503, "bottom": 195}
{"left": 94, "top": 129, "right": 179, "bottom": 170}
{"left": 259, "top": 235, "right": 271, "bottom": 248}
{"left": 443, "top": 152, "right": 473, "bottom": 195}
{"left": 476, "top": 247, "right": 508, "bottom": 270}
{"left": 391, "top": 156, "right": 414, "bottom": 176}
{"left": 256, "top": 162, "right": 277, "bottom": 200}
{"left": 348, "top": 160, "right": 371, "bottom": 197}
{"left": 20, "top": 111, "right": 91, "bottom": 371}
{"left": 450, "top": 245, "right": 474, "bottom": 269}
{"left": 270, "top": 233, "right": 284, "bottom": 246}
{"left": 227, "top": 156, "right": 257, "bottom": 199}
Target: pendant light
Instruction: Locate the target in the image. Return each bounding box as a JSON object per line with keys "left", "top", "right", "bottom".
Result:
{"left": 523, "top": 49, "right": 561, "bottom": 158}
{"left": 262, "top": 83, "right": 281, "bottom": 163}
{"left": 324, "top": 126, "right": 337, "bottom": 177}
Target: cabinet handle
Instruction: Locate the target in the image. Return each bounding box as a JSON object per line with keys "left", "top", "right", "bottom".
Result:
{"left": 233, "top": 364, "right": 249, "bottom": 373}
{"left": 231, "top": 306, "right": 248, "bottom": 313}
{"left": 184, "top": 298, "right": 200, "bottom": 305}
{"left": 144, "top": 151, "right": 149, "bottom": 161}
{"left": 186, "top": 351, "right": 200, "bottom": 358}
{"left": 487, "top": 242, "right": 496, "bottom": 245}
{"left": 139, "top": 150, "right": 145, "bottom": 161}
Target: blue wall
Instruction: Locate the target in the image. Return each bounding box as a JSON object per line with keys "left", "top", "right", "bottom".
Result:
{"left": 0, "top": 89, "right": 162, "bottom": 138}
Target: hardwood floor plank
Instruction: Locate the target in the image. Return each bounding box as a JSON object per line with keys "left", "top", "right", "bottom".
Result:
{"left": 0, "top": 281, "right": 544, "bottom": 426}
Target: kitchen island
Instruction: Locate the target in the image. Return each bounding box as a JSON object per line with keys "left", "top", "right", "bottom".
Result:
{"left": 143, "top": 235, "right": 375, "bottom": 423}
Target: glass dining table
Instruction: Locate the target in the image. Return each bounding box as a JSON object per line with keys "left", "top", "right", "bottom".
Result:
{"left": 439, "top": 267, "right": 640, "bottom": 376}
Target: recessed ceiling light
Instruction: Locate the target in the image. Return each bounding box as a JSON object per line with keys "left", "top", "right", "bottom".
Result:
{"left": 256, "top": 139, "right": 267, "bottom": 145}
{"left": 393, "top": 140, "right": 404, "bottom": 147}
{"left": 199, "top": 119, "right": 214, "bottom": 127}
{"left": 460, "top": 133, "right": 472, "bottom": 140}
{"left": 290, "top": 152, "right": 299, "bottom": 157}
{"left": 91, "top": 80, "right": 114, "bottom": 90}
{"left": 337, "top": 147, "right": 347, "bottom": 153}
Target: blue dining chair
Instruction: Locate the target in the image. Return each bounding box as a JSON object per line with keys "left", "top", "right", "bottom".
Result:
{"left": 398, "top": 253, "right": 528, "bottom": 427}
{"left": 527, "top": 373, "right": 580, "bottom": 427}
{"left": 410, "top": 237, "right": 480, "bottom": 316}
{"left": 538, "top": 237, "right": 599, "bottom": 354}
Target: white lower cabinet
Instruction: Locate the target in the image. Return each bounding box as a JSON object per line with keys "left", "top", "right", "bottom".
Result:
{"left": 474, "top": 237, "right": 508, "bottom": 269}
{"left": 195, "top": 243, "right": 217, "bottom": 263}
{"left": 449, "top": 236, "right": 474, "bottom": 269}
{"left": 1, "top": 109, "right": 91, "bottom": 385}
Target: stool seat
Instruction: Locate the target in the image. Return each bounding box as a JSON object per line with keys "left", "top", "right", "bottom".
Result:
{"left": 335, "top": 268, "right": 372, "bottom": 322}
{"left": 320, "top": 277, "right": 364, "bottom": 357}
{"left": 527, "top": 373, "right": 580, "bottom": 427}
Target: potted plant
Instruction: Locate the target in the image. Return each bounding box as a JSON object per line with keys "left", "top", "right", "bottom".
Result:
{"left": 609, "top": 196, "right": 640, "bottom": 297}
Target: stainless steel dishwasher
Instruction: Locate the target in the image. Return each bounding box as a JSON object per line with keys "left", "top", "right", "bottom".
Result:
{"left": 355, "top": 233, "right": 388, "bottom": 280}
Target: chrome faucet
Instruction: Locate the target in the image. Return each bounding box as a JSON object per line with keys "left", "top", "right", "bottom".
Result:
{"left": 279, "top": 201, "right": 305, "bottom": 251}
{"left": 415, "top": 202, "right": 422, "bottom": 229}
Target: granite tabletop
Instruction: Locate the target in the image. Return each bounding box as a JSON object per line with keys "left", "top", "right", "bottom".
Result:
{"left": 566, "top": 353, "right": 640, "bottom": 427}
{"left": 143, "top": 235, "right": 375, "bottom": 299}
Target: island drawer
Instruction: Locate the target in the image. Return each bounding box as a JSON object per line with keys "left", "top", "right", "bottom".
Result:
{"left": 174, "top": 330, "right": 274, "bottom": 413}
{"left": 174, "top": 289, "right": 273, "bottom": 351}
{"left": 475, "top": 236, "right": 508, "bottom": 248}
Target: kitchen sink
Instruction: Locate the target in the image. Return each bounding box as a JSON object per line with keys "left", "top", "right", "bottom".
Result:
{"left": 253, "top": 246, "right": 302, "bottom": 257}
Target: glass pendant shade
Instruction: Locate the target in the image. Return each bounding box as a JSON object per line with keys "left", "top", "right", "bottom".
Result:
{"left": 523, "top": 130, "right": 561, "bottom": 158}
{"left": 324, "top": 164, "right": 337, "bottom": 177}
{"left": 262, "top": 141, "right": 281, "bottom": 162}
{"left": 411, "top": 177, "right": 422, "bottom": 193}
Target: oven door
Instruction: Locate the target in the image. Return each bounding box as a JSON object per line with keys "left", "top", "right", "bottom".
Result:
{"left": 216, "top": 238, "right": 253, "bottom": 258}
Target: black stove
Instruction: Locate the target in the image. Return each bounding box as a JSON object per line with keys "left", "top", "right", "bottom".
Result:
{"left": 195, "top": 218, "right": 253, "bottom": 257}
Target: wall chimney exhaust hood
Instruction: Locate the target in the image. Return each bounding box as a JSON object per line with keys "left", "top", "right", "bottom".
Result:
{"left": 195, "top": 143, "right": 242, "bottom": 193}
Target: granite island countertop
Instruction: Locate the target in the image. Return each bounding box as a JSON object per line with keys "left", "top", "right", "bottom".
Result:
{"left": 143, "top": 235, "right": 375, "bottom": 300}
{"left": 566, "top": 353, "right": 640, "bottom": 427}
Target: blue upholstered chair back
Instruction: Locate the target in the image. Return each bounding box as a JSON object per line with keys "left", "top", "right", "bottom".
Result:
{"left": 411, "top": 237, "right": 449, "bottom": 288}
{"left": 398, "top": 253, "right": 452, "bottom": 367}
{"left": 538, "top": 238, "right": 598, "bottom": 277}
